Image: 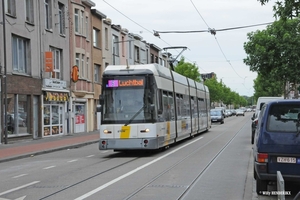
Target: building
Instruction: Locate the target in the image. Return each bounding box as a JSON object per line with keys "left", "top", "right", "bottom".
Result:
{"left": 69, "top": 0, "right": 95, "bottom": 134}
{"left": 91, "top": 8, "right": 106, "bottom": 130}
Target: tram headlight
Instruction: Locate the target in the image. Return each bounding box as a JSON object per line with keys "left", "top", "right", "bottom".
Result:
{"left": 140, "top": 128, "right": 150, "bottom": 133}
{"left": 103, "top": 129, "right": 112, "bottom": 134}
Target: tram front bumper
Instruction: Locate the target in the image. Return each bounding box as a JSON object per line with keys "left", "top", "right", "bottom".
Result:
{"left": 99, "top": 137, "right": 163, "bottom": 150}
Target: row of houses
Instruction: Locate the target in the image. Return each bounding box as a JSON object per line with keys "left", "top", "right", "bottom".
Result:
{"left": 0, "top": 0, "right": 172, "bottom": 143}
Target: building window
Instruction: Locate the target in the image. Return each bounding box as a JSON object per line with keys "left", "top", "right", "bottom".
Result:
{"left": 25, "top": 0, "right": 34, "bottom": 23}
{"left": 6, "top": 0, "right": 16, "bottom": 16}
{"left": 75, "top": 53, "right": 80, "bottom": 71}
{"left": 105, "top": 28, "right": 108, "bottom": 49}
{"left": 45, "top": 0, "right": 52, "bottom": 29}
{"left": 93, "top": 28, "right": 100, "bottom": 47}
{"left": 134, "top": 46, "right": 140, "bottom": 63}
{"left": 58, "top": 2, "right": 65, "bottom": 35}
{"left": 122, "top": 36, "right": 125, "bottom": 57}
{"left": 86, "top": 16, "right": 89, "bottom": 39}
{"left": 94, "top": 64, "right": 100, "bottom": 82}
{"left": 81, "top": 10, "right": 84, "bottom": 35}
{"left": 86, "top": 57, "right": 89, "bottom": 80}
{"left": 81, "top": 55, "right": 85, "bottom": 78}
{"left": 74, "top": 9, "right": 79, "bottom": 33}
{"left": 129, "top": 40, "right": 132, "bottom": 59}
{"left": 113, "top": 35, "right": 119, "bottom": 56}
{"left": 12, "top": 35, "right": 30, "bottom": 74}
{"left": 50, "top": 47, "right": 62, "bottom": 79}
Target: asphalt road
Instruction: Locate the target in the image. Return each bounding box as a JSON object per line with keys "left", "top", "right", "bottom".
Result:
{"left": 0, "top": 112, "right": 298, "bottom": 200}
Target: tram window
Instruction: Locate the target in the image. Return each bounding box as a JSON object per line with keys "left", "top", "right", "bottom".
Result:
{"left": 183, "top": 94, "right": 189, "bottom": 117}
{"left": 191, "top": 97, "right": 195, "bottom": 116}
{"left": 157, "top": 90, "right": 163, "bottom": 114}
{"left": 176, "top": 94, "right": 182, "bottom": 119}
{"left": 168, "top": 92, "right": 174, "bottom": 121}
{"left": 162, "top": 92, "right": 169, "bottom": 120}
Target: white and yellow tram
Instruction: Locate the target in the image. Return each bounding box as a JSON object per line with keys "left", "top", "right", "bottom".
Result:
{"left": 99, "top": 64, "right": 211, "bottom": 151}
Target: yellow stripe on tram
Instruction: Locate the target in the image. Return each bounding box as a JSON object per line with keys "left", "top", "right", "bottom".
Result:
{"left": 164, "top": 122, "right": 171, "bottom": 145}
{"left": 120, "top": 126, "right": 131, "bottom": 138}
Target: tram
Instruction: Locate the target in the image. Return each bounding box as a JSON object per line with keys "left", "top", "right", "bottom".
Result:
{"left": 98, "top": 63, "right": 211, "bottom": 151}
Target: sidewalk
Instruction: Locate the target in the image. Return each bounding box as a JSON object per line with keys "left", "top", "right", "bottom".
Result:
{"left": 0, "top": 131, "right": 99, "bottom": 163}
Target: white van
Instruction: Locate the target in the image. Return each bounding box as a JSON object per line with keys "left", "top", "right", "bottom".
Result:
{"left": 255, "top": 96, "right": 284, "bottom": 117}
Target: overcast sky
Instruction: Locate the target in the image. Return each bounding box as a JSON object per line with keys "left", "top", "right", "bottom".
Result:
{"left": 94, "top": 0, "right": 276, "bottom": 96}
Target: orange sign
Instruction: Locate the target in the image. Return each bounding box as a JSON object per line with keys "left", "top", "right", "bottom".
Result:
{"left": 45, "top": 52, "right": 53, "bottom": 72}
{"left": 71, "top": 65, "right": 79, "bottom": 82}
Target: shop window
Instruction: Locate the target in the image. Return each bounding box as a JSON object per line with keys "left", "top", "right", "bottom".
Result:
{"left": 6, "top": 94, "right": 29, "bottom": 135}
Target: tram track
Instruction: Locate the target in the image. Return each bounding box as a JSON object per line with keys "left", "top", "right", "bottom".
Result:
{"left": 122, "top": 120, "right": 248, "bottom": 200}
{"left": 38, "top": 156, "right": 142, "bottom": 200}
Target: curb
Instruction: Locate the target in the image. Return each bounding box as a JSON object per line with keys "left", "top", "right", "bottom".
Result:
{"left": 0, "top": 140, "right": 99, "bottom": 163}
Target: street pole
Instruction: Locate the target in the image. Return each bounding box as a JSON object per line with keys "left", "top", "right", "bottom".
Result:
{"left": 2, "top": 0, "right": 8, "bottom": 144}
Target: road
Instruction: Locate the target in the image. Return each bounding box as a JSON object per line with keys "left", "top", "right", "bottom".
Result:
{"left": 0, "top": 112, "right": 298, "bottom": 200}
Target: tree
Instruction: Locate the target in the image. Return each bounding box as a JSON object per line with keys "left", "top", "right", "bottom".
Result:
{"left": 243, "top": 18, "right": 300, "bottom": 97}
{"left": 174, "top": 57, "right": 201, "bottom": 82}
{"left": 204, "top": 77, "right": 224, "bottom": 104}
{"left": 253, "top": 73, "right": 284, "bottom": 100}
{"left": 258, "top": 0, "right": 300, "bottom": 19}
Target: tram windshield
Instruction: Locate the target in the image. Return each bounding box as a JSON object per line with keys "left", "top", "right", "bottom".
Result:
{"left": 101, "top": 76, "right": 154, "bottom": 123}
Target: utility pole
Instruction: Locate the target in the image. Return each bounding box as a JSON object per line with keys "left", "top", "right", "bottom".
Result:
{"left": 1, "top": 0, "right": 8, "bottom": 144}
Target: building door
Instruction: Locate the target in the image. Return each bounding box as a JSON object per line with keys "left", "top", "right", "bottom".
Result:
{"left": 74, "top": 103, "right": 85, "bottom": 133}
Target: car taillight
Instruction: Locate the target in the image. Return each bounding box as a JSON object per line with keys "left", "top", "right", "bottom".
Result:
{"left": 257, "top": 153, "right": 268, "bottom": 163}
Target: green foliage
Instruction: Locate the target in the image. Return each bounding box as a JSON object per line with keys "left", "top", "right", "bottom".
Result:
{"left": 174, "top": 57, "right": 249, "bottom": 108}
{"left": 253, "top": 73, "right": 284, "bottom": 101}
{"left": 174, "top": 57, "right": 201, "bottom": 82}
{"left": 244, "top": 18, "right": 300, "bottom": 90}
{"left": 258, "top": 0, "right": 300, "bottom": 19}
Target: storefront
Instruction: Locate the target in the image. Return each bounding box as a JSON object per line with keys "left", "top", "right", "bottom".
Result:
{"left": 42, "top": 79, "right": 69, "bottom": 137}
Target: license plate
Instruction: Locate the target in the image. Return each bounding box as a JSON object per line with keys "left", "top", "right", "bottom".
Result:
{"left": 277, "top": 157, "right": 296, "bottom": 163}
{"left": 212, "top": 120, "right": 217, "bottom": 121}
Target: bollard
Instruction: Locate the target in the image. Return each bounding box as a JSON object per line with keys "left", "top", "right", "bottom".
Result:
{"left": 277, "top": 171, "right": 285, "bottom": 200}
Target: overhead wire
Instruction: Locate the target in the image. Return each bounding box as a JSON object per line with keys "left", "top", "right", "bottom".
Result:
{"left": 189, "top": 0, "right": 255, "bottom": 90}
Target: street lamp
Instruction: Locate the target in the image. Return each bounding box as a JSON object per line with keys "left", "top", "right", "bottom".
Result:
{"left": 1, "top": 0, "right": 8, "bottom": 144}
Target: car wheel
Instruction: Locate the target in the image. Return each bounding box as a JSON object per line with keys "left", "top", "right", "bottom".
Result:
{"left": 221, "top": 120, "right": 224, "bottom": 124}
{"left": 256, "top": 176, "right": 268, "bottom": 195}
{"left": 253, "top": 167, "right": 257, "bottom": 180}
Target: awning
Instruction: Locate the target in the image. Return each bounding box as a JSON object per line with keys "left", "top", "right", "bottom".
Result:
{"left": 44, "top": 91, "right": 69, "bottom": 102}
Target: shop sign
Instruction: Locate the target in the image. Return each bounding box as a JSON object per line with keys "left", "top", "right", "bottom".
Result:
{"left": 43, "top": 78, "right": 67, "bottom": 90}
{"left": 45, "top": 52, "right": 53, "bottom": 72}
{"left": 45, "top": 92, "right": 69, "bottom": 101}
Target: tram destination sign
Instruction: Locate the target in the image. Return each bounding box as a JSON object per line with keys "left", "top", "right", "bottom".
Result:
{"left": 105, "top": 77, "right": 145, "bottom": 88}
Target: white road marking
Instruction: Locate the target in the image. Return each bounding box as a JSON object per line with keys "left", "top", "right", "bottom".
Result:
{"left": 43, "top": 165, "right": 56, "bottom": 170}
{"left": 0, "top": 196, "right": 26, "bottom": 200}
{"left": 15, "top": 196, "right": 26, "bottom": 200}
{"left": 0, "top": 181, "right": 40, "bottom": 196}
{"left": 68, "top": 159, "right": 78, "bottom": 163}
{"left": 74, "top": 137, "right": 204, "bottom": 200}
{"left": 86, "top": 155, "right": 94, "bottom": 158}
{"left": 101, "top": 151, "right": 109, "bottom": 153}
{"left": 12, "top": 174, "right": 27, "bottom": 179}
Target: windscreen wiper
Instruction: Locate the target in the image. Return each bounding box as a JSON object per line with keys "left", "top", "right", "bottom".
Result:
{"left": 124, "top": 105, "right": 146, "bottom": 126}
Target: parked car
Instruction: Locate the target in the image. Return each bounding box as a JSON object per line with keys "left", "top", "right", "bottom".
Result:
{"left": 253, "top": 99, "right": 300, "bottom": 195}
{"left": 236, "top": 109, "right": 245, "bottom": 116}
{"left": 210, "top": 109, "right": 224, "bottom": 124}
